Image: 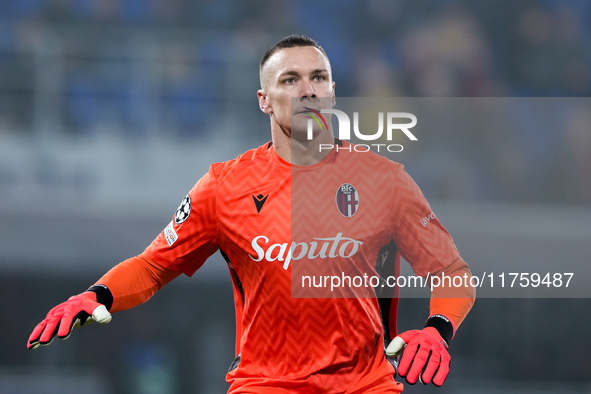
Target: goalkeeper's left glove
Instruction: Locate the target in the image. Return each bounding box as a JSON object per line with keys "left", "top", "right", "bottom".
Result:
{"left": 386, "top": 315, "right": 453, "bottom": 386}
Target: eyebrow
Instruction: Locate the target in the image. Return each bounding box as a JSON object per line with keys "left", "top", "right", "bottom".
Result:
{"left": 277, "top": 68, "right": 329, "bottom": 78}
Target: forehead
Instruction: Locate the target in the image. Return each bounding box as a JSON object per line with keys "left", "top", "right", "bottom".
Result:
{"left": 262, "top": 46, "right": 332, "bottom": 80}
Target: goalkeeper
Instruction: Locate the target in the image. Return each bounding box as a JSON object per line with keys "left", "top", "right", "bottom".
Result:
{"left": 28, "top": 35, "right": 475, "bottom": 393}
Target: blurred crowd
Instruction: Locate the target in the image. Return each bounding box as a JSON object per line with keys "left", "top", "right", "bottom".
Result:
{"left": 0, "top": 0, "right": 590, "bottom": 204}
{"left": 1, "top": 4, "right": 590, "bottom": 393}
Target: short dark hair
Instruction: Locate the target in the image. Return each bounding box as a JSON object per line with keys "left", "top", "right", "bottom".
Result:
{"left": 260, "top": 34, "right": 328, "bottom": 70}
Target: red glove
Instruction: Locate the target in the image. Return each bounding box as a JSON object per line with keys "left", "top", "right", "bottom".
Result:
{"left": 386, "top": 326, "right": 450, "bottom": 386}
{"left": 27, "top": 292, "right": 112, "bottom": 349}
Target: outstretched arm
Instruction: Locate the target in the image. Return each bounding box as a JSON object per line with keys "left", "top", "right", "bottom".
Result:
{"left": 94, "top": 253, "right": 181, "bottom": 312}
{"left": 27, "top": 253, "right": 180, "bottom": 349}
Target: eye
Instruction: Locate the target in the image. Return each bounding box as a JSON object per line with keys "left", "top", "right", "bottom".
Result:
{"left": 313, "top": 75, "right": 326, "bottom": 82}
{"left": 283, "top": 77, "right": 296, "bottom": 85}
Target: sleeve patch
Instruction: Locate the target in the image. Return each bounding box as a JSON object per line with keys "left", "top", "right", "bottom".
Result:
{"left": 175, "top": 194, "right": 191, "bottom": 224}
{"left": 164, "top": 221, "right": 179, "bottom": 246}
{"left": 420, "top": 211, "right": 437, "bottom": 227}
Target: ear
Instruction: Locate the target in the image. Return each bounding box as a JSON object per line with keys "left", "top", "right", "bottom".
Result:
{"left": 258, "top": 89, "right": 272, "bottom": 115}
{"left": 331, "top": 81, "right": 336, "bottom": 108}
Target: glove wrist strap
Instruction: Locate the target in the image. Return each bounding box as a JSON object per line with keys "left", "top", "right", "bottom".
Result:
{"left": 87, "top": 284, "right": 114, "bottom": 311}
{"left": 425, "top": 314, "right": 454, "bottom": 345}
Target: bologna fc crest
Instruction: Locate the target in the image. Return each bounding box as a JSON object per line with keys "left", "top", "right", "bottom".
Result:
{"left": 336, "top": 183, "right": 359, "bottom": 217}
{"left": 174, "top": 194, "right": 191, "bottom": 224}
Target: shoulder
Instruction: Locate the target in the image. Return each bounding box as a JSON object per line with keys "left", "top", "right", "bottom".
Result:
{"left": 209, "top": 142, "right": 273, "bottom": 183}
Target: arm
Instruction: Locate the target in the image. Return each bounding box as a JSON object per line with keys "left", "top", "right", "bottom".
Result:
{"left": 93, "top": 253, "right": 181, "bottom": 312}
{"left": 386, "top": 165, "right": 476, "bottom": 385}
{"left": 28, "top": 169, "right": 219, "bottom": 349}
{"left": 427, "top": 257, "right": 476, "bottom": 345}
{"left": 428, "top": 256, "right": 476, "bottom": 338}
{"left": 27, "top": 254, "right": 180, "bottom": 349}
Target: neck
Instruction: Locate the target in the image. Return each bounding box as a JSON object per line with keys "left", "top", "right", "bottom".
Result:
{"left": 272, "top": 126, "right": 335, "bottom": 165}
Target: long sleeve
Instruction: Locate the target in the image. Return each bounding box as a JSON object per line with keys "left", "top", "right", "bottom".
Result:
{"left": 429, "top": 256, "right": 476, "bottom": 333}
{"left": 95, "top": 253, "right": 181, "bottom": 312}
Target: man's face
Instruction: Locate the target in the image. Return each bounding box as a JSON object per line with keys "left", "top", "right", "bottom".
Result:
{"left": 258, "top": 46, "right": 335, "bottom": 139}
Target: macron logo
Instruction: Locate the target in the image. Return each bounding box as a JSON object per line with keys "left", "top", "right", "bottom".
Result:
{"left": 420, "top": 212, "right": 437, "bottom": 227}
{"left": 252, "top": 194, "right": 269, "bottom": 213}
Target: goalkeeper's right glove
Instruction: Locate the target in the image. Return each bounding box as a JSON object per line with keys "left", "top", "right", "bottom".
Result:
{"left": 27, "top": 290, "right": 112, "bottom": 349}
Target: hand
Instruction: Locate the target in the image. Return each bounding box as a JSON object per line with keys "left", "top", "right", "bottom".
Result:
{"left": 386, "top": 327, "right": 450, "bottom": 386}
{"left": 27, "top": 292, "right": 112, "bottom": 349}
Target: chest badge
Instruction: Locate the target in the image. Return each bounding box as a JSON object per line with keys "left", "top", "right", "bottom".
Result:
{"left": 336, "top": 183, "right": 359, "bottom": 218}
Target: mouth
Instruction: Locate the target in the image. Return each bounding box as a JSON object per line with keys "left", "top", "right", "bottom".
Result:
{"left": 296, "top": 107, "right": 328, "bottom": 130}
{"left": 293, "top": 109, "right": 316, "bottom": 117}
{"left": 297, "top": 107, "right": 322, "bottom": 115}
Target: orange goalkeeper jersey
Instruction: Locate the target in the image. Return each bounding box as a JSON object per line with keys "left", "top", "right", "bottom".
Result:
{"left": 143, "top": 140, "right": 460, "bottom": 393}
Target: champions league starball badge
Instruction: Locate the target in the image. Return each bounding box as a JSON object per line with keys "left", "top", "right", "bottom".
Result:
{"left": 175, "top": 194, "right": 191, "bottom": 224}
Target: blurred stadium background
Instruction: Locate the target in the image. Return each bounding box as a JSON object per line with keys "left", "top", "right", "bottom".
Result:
{"left": 1, "top": 0, "right": 591, "bottom": 393}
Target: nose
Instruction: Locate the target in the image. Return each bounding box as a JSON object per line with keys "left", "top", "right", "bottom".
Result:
{"left": 299, "top": 79, "right": 317, "bottom": 100}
